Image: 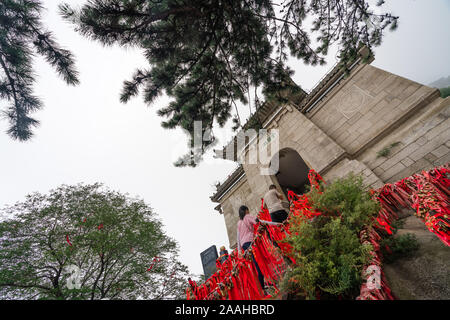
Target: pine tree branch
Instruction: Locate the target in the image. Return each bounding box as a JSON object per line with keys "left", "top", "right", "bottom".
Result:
{"left": 0, "top": 52, "right": 19, "bottom": 113}
{"left": 20, "top": 16, "right": 79, "bottom": 85}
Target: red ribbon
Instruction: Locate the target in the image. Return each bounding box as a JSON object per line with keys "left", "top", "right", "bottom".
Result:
{"left": 146, "top": 256, "right": 162, "bottom": 272}
{"left": 187, "top": 166, "right": 449, "bottom": 300}
{"left": 66, "top": 234, "right": 72, "bottom": 246}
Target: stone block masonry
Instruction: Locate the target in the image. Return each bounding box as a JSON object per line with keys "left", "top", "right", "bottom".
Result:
{"left": 211, "top": 53, "right": 450, "bottom": 249}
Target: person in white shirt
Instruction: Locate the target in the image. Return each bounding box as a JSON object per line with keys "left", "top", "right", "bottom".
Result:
{"left": 263, "top": 185, "right": 288, "bottom": 223}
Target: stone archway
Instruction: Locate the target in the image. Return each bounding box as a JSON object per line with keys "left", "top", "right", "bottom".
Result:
{"left": 270, "top": 148, "right": 310, "bottom": 196}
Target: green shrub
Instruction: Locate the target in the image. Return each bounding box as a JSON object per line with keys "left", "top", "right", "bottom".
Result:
{"left": 377, "top": 147, "right": 391, "bottom": 158}
{"left": 281, "top": 174, "right": 380, "bottom": 299}
{"left": 440, "top": 87, "right": 450, "bottom": 98}
{"left": 308, "top": 174, "right": 380, "bottom": 232}
{"left": 376, "top": 142, "right": 401, "bottom": 158}
{"left": 390, "top": 218, "right": 405, "bottom": 231}
{"left": 381, "top": 233, "right": 420, "bottom": 263}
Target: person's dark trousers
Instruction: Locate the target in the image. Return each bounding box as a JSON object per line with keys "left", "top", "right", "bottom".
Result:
{"left": 268, "top": 210, "right": 287, "bottom": 252}
{"left": 270, "top": 209, "right": 288, "bottom": 223}
{"left": 242, "top": 242, "right": 265, "bottom": 291}
{"left": 266, "top": 230, "right": 281, "bottom": 250}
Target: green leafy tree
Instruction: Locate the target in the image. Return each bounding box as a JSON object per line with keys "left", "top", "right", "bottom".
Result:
{"left": 0, "top": 183, "right": 189, "bottom": 300}
{"left": 59, "top": 0, "right": 398, "bottom": 166}
{"left": 0, "top": 0, "right": 79, "bottom": 140}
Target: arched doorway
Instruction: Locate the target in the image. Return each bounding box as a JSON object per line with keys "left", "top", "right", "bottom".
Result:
{"left": 270, "top": 148, "right": 310, "bottom": 196}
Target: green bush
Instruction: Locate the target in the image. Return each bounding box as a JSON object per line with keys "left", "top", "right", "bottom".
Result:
{"left": 440, "top": 87, "right": 450, "bottom": 98}
{"left": 308, "top": 174, "right": 380, "bottom": 232}
{"left": 390, "top": 218, "right": 405, "bottom": 231}
{"left": 281, "top": 174, "right": 380, "bottom": 299}
{"left": 376, "top": 142, "right": 401, "bottom": 158}
{"left": 381, "top": 233, "right": 420, "bottom": 263}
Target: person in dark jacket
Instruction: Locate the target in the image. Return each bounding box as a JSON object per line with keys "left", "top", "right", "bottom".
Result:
{"left": 218, "top": 246, "right": 229, "bottom": 264}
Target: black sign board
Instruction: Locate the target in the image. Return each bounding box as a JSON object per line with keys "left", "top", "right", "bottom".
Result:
{"left": 200, "top": 245, "right": 218, "bottom": 280}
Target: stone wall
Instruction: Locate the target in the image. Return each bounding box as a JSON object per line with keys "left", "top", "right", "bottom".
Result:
{"left": 322, "top": 158, "right": 384, "bottom": 189}
{"left": 215, "top": 61, "right": 450, "bottom": 249}
{"left": 357, "top": 97, "right": 450, "bottom": 183}
{"left": 241, "top": 104, "right": 347, "bottom": 189}
{"left": 307, "top": 64, "right": 441, "bottom": 156}
{"left": 220, "top": 177, "right": 260, "bottom": 249}
{"left": 221, "top": 104, "right": 350, "bottom": 248}
{"left": 305, "top": 63, "right": 449, "bottom": 185}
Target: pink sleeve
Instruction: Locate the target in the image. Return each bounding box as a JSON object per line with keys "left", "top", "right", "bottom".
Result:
{"left": 245, "top": 214, "right": 257, "bottom": 226}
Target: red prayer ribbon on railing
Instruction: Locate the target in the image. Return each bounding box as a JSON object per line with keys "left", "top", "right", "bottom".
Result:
{"left": 187, "top": 165, "right": 449, "bottom": 300}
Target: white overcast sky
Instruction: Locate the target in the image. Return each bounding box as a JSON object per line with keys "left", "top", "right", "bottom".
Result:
{"left": 0, "top": 0, "right": 449, "bottom": 276}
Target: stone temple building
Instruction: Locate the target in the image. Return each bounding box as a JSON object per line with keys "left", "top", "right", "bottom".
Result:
{"left": 211, "top": 47, "right": 450, "bottom": 249}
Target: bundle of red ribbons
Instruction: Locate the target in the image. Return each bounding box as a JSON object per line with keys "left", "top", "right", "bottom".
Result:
{"left": 357, "top": 164, "right": 449, "bottom": 299}
{"left": 186, "top": 164, "right": 449, "bottom": 300}
{"left": 186, "top": 208, "right": 291, "bottom": 300}
{"left": 373, "top": 164, "right": 449, "bottom": 246}
{"left": 185, "top": 171, "right": 324, "bottom": 300}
